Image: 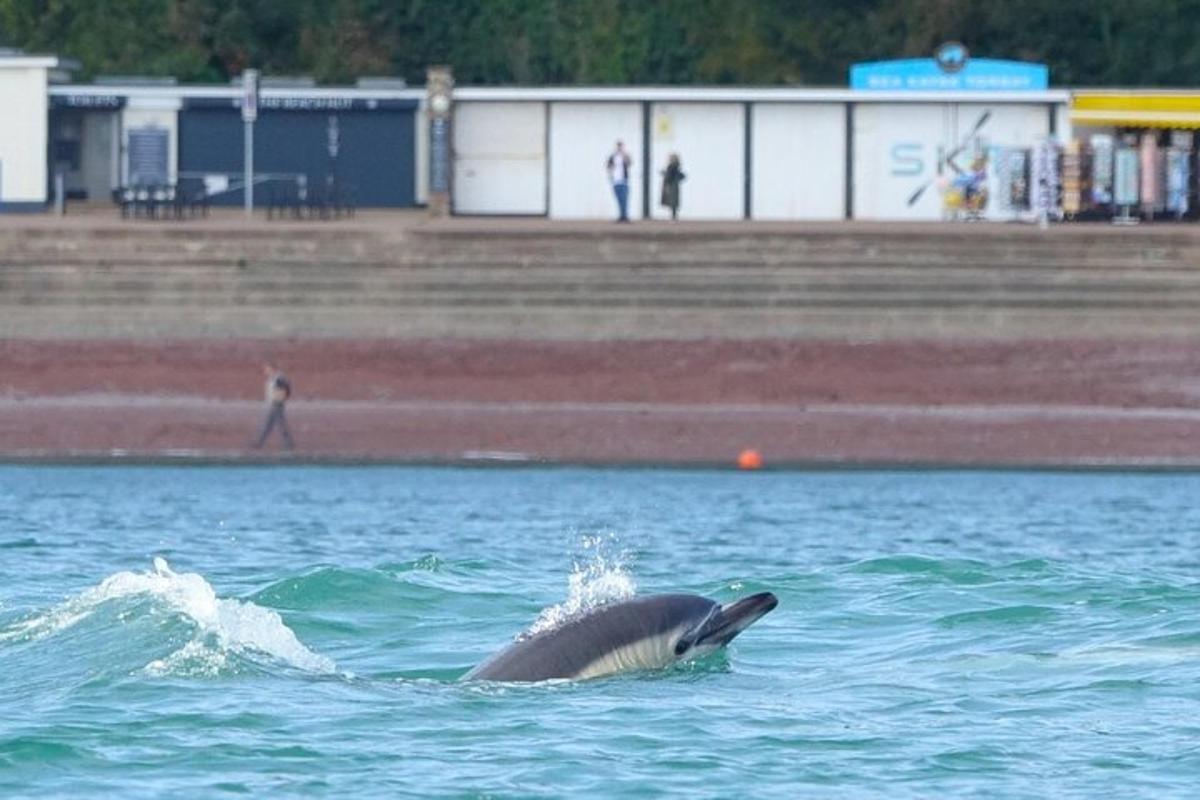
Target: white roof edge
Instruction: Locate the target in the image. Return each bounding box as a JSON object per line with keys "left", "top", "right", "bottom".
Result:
{"left": 49, "top": 84, "right": 425, "bottom": 100}
{"left": 48, "top": 82, "right": 1070, "bottom": 104}
{"left": 0, "top": 56, "right": 63, "bottom": 69}
{"left": 452, "top": 86, "right": 1070, "bottom": 103}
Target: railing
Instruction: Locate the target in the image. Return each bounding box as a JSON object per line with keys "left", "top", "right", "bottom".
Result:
{"left": 112, "top": 181, "right": 209, "bottom": 219}
{"left": 265, "top": 178, "right": 356, "bottom": 220}
{"left": 112, "top": 173, "right": 355, "bottom": 220}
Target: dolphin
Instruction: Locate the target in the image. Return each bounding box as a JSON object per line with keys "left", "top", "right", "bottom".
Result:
{"left": 462, "top": 591, "right": 778, "bottom": 682}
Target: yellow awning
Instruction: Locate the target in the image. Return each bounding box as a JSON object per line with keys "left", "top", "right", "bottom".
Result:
{"left": 1071, "top": 92, "right": 1200, "bottom": 128}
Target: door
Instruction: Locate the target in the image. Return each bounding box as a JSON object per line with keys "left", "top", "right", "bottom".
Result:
{"left": 453, "top": 102, "right": 547, "bottom": 215}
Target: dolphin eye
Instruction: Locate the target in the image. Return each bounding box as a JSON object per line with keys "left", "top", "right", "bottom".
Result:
{"left": 674, "top": 638, "right": 690, "bottom": 656}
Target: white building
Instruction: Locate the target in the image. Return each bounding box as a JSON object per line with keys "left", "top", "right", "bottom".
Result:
{"left": 0, "top": 52, "right": 1070, "bottom": 220}
{"left": 451, "top": 86, "right": 1068, "bottom": 221}
{"left": 0, "top": 52, "right": 72, "bottom": 210}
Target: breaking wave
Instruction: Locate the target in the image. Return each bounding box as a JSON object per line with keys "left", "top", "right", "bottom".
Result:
{"left": 0, "top": 557, "right": 335, "bottom": 677}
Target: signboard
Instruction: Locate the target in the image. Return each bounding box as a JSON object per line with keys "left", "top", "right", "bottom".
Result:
{"left": 1167, "top": 150, "right": 1190, "bottom": 216}
{"left": 128, "top": 126, "right": 169, "bottom": 186}
{"left": 1090, "top": 134, "right": 1114, "bottom": 205}
{"left": 1113, "top": 147, "right": 1139, "bottom": 207}
{"left": 185, "top": 96, "right": 417, "bottom": 112}
{"left": 1030, "top": 139, "right": 1060, "bottom": 222}
{"left": 241, "top": 68, "right": 259, "bottom": 122}
{"left": 1061, "top": 138, "right": 1082, "bottom": 216}
{"left": 430, "top": 116, "right": 450, "bottom": 193}
{"left": 850, "top": 58, "right": 1048, "bottom": 92}
{"left": 50, "top": 94, "right": 125, "bottom": 110}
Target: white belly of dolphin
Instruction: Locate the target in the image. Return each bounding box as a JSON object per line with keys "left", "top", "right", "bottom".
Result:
{"left": 571, "top": 630, "right": 679, "bottom": 680}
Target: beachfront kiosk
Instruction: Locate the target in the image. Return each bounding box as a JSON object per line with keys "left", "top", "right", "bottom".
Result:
{"left": 848, "top": 48, "right": 1065, "bottom": 222}
{"left": 0, "top": 51, "right": 72, "bottom": 211}
{"left": 446, "top": 48, "right": 1064, "bottom": 221}
{"left": 47, "top": 78, "right": 421, "bottom": 209}
{"left": 447, "top": 81, "right": 1066, "bottom": 221}
{"left": 1066, "top": 92, "right": 1200, "bottom": 221}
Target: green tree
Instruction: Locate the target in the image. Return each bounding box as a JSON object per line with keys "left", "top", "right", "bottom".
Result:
{"left": 3, "top": 0, "right": 1200, "bottom": 87}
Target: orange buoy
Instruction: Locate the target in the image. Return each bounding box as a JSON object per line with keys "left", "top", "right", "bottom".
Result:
{"left": 737, "top": 449, "right": 763, "bottom": 470}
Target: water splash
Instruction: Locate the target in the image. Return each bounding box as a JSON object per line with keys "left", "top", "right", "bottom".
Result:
{"left": 524, "top": 533, "right": 637, "bottom": 637}
{"left": 144, "top": 639, "right": 231, "bottom": 678}
{"left": 1, "top": 557, "right": 334, "bottom": 675}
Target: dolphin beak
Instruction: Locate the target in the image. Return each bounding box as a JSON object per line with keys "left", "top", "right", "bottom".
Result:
{"left": 696, "top": 591, "right": 778, "bottom": 648}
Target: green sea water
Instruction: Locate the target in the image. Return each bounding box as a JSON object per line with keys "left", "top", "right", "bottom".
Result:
{"left": 2, "top": 466, "right": 1200, "bottom": 798}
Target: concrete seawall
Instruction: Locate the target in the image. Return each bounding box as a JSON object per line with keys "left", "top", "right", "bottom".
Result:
{"left": 4, "top": 211, "right": 1200, "bottom": 340}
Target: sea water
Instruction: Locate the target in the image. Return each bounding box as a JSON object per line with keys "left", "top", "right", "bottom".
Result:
{"left": 2, "top": 466, "right": 1200, "bottom": 798}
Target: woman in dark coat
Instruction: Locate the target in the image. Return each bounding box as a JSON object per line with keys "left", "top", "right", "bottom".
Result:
{"left": 660, "top": 153, "right": 685, "bottom": 220}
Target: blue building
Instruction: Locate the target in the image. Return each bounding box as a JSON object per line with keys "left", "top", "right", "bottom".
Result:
{"left": 46, "top": 77, "right": 423, "bottom": 208}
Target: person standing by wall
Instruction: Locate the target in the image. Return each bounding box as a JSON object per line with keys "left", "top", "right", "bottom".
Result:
{"left": 660, "top": 153, "right": 686, "bottom": 220}
{"left": 606, "top": 140, "right": 632, "bottom": 222}
{"left": 253, "top": 362, "right": 294, "bottom": 450}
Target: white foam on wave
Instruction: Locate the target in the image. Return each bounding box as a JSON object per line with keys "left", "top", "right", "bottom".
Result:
{"left": 0, "top": 557, "right": 335, "bottom": 675}
{"left": 1053, "top": 641, "right": 1200, "bottom": 668}
{"left": 524, "top": 533, "right": 637, "bottom": 638}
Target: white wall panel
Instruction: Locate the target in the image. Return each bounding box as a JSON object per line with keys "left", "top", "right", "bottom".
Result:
{"left": 649, "top": 103, "right": 744, "bottom": 219}
{"left": 0, "top": 67, "right": 49, "bottom": 204}
{"left": 414, "top": 104, "right": 429, "bottom": 205}
{"left": 960, "top": 103, "right": 1052, "bottom": 148}
{"left": 1054, "top": 103, "right": 1072, "bottom": 143}
{"left": 853, "top": 103, "right": 1054, "bottom": 220}
{"left": 852, "top": 103, "right": 951, "bottom": 220}
{"left": 751, "top": 104, "right": 845, "bottom": 220}
{"left": 453, "top": 101, "right": 546, "bottom": 214}
{"left": 548, "top": 102, "right": 643, "bottom": 220}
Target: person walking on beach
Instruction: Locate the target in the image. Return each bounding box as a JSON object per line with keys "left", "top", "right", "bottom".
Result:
{"left": 660, "top": 153, "right": 685, "bottom": 220}
{"left": 253, "top": 362, "right": 294, "bottom": 450}
{"left": 606, "top": 140, "right": 632, "bottom": 222}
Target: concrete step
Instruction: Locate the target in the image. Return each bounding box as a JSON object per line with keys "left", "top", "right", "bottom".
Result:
{"left": 4, "top": 248, "right": 1199, "bottom": 271}
{"left": 4, "top": 305, "right": 1200, "bottom": 341}
{"left": 7, "top": 254, "right": 1200, "bottom": 271}
{"left": 6, "top": 287, "right": 1199, "bottom": 310}
{"left": 6, "top": 265, "right": 1200, "bottom": 289}
{"left": 5, "top": 229, "right": 1196, "bottom": 260}
{"left": 4, "top": 238, "right": 1184, "bottom": 254}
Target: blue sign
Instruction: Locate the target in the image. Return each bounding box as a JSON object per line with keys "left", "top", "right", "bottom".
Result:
{"left": 850, "top": 58, "right": 1048, "bottom": 91}
{"left": 50, "top": 94, "right": 125, "bottom": 109}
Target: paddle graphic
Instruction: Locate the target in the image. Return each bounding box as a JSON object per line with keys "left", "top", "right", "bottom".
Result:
{"left": 906, "top": 111, "right": 993, "bottom": 207}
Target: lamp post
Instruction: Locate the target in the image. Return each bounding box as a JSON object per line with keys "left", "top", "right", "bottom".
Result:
{"left": 426, "top": 66, "right": 453, "bottom": 217}
{"left": 241, "top": 68, "right": 259, "bottom": 217}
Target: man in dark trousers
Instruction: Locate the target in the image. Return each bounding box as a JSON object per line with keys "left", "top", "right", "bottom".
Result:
{"left": 606, "top": 140, "right": 632, "bottom": 222}
{"left": 253, "top": 362, "right": 294, "bottom": 450}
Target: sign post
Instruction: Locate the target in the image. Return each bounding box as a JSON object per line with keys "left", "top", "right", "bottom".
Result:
{"left": 241, "top": 69, "right": 259, "bottom": 217}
